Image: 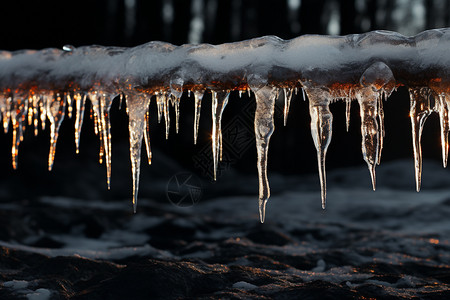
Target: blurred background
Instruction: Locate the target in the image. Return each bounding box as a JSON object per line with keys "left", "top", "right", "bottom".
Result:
{"left": 0, "top": 0, "right": 449, "bottom": 203}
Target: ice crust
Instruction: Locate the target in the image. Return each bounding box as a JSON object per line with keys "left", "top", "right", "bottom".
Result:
{"left": 1, "top": 29, "right": 450, "bottom": 222}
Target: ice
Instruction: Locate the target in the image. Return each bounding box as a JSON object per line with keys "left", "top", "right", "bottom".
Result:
{"left": 46, "top": 92, "right": 66, "bottom": 171}
{"left": 283, "top": 87, "right": 294, "bottom": 126}
{"left": 436, "top": 94, "right": 449, "bottom": 168}
{"left": 1, "top": 29, "right": 450, "bottom": 220}
{"left": 126, "top": 93, "right": 150, "bottom": 213}
{"left": 252, "top": 86, "right": 277, "bottom": 223}
{"left": 305, "top": 88, "right": 333, "bottom": 209}
{"left": 345, "top": 98, "right": 351, "bottom": 132}
{"left": 409, "top": 88, "right": 433, "bottom": 191}
{"left": 211, "top": 91, "right": 230, "bottom": 180}
{"left": 193, "top": 90, "right": 204, "bottom": 144}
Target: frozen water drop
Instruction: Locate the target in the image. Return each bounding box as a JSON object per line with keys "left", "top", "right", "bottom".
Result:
{"left": 409, "top": 88, "right": 432, "bottom": 192}
{"left": 283, "top": 88, "right": 294, "bottom": 126}
{"left": 126, "top": 93, "right": 151, "bottom": 213}
{"left": 211, "top": 90, "right": 230, "bottom": 181}
{"left": 193, "top": 90, "right": 204, "bottom": 144}
{"left": 307, "top": 88, "right": 333, "bottom": 209}
{"left": 253, "top": 86, "right": 277, "bottom": 223}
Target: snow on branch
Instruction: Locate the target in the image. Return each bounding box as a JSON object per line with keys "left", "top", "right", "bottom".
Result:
{"left": 1, "top": 28, "right": 450, "bottom": 222}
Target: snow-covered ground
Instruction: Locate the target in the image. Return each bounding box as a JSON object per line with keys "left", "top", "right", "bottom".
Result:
{"left": 1, "top": 159, "right": 450, "bottom": 299}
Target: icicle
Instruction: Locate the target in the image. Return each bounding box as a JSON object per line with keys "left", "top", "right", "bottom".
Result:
{"left": 409, "top": 88, "right": 432, "bottom": 192}
{"left": 3, "top": 96, "right": 12, "bottom": 133}
{"left": 173, "top": 96, "right": 180, "bottom": 134}
{"left": 156, "top": 93, "right": 164, "bottom": 123}
{"left": 126, "top": 93, "right": 151, "bottom": 213}
{"left": 163, "top": 93, "right": 171, "bottom": 139}
{"left": 46, "top": 92, "right": 66, "bottom": 171}
{"left": 377, "top": 93, "right": 385, "bottom": 165}
{"left": 88, "top": 92, "right": 104, "bottom": 163}
{"left": 283, "top": 88, "right": 293, "bottom": 126}
{"left": 306, "top": 88, "right": 333, "bottom": 209}
{"left": 252, "top": 86, "right": 277, "bottom": 223}
{"left": 356, "top": 88, "right": 380, "bottom": 190}
{"left": 74, "top": 93, "right": 86, "bottom": 154}
{"left": 39, "top": 97, "right": 47, "bottom": 131}
{"left": 144, "top": 110, "right": 152, "bottom": 165}
{"left": 10, "top": 95, "right": 27, "bottom": 169}
{"left": 345, "top": 98, "right": 351, "bottom": 132}
{"left": 302, "top": 88, "right": 306, "bottom": 101}
{"left": 211, "top": 90, "right": 230, "bottom": 181}
{"left": 358, "top": 61, "right": 395, "bottom": 190}
{"left": 31, "top": 95, "right": 40, "bottom": 136}
{"left": 193, "top": 90, "right": 204, "bottom": 144}
{"left": 437, "top": 94, "right": 450, "bottom": 168}
{"left": 66, "top": 94, "right": 73, "bottom": 119}
{"left": 99, "top": 94, "right": 114, "bottom": 189}
{"left": 239, "top": 90, "right": 242, "bottom": 98}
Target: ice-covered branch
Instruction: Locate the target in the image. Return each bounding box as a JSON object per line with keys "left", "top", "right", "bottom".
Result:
{"left": 1, "top": 28, "right": 450, "bottom": 222}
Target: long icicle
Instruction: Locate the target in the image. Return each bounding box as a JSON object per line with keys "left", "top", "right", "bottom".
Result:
{"left": 253, "top": 86, "right": 277, "bottom": 222}
{"left": 306, "top": 88, "right": 333, "bottom": 209}
{"left": 409, "top": 88, "right": 432, "bottom": 192}
{"left": 356, "top": 88, "right": 380, "bottom": 191}
{"left": 47, "top": 92, "right": 66, "bottom": 171}
{"left": 74, "top": 93, "right": 86, "bottom": 154}
{"left": 211, "top": 90, "right": 230, "bottom": 181}
{"left": 437, "top": 94, "right": 450, "bottom": 168}
{"left": 144, "top": 107, "right": 152, "bottom": 165}
{"left": 126, "top": 93, "right": 151, "bottom": 213}
{"left": 99, "top": 94, "right": 114, "bottom": 189}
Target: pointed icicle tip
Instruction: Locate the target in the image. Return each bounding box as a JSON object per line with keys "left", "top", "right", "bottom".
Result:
{"left": 259, "top": 199, "right": 267, "bottom": 223}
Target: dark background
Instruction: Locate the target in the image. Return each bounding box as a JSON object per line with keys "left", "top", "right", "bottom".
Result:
{"left": 0, "top": 0, "right": 449, "bottom": 202}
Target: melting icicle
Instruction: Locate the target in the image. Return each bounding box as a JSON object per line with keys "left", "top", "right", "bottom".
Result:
{"left": 409, "top": 88, "right": 432, "bottom": 192}
{"left": 193, "top": 90, "right": 204, "bottom": 144}
{"left": 283, "top": 88, "right": 294, "bottom": 126}
{"left": 437, "top": 94, "right": 449, "bottom": 168}
{"left": 46, "top": 92, "right": 66, "bottom": 171}
{"left": 345, "top": 98, "right": 351, "bottom": 132}
{"left": 253, "top": 86, "right": 277, "bottom": 223}
{"left": 211, "top": 90, "right": 230, "bottom": 181}
{"left": 356, "top": 88, "right": 380, "bottom": 190}
{"left": 173, "top": 96, "right": 180, "bottom": 134}
{"left": 126, "top": 93, "right": 151, "bottom": 213}
{"left": 358, "top": 61, "right": 395, "bottom": 190}
{"left": 74, "top": 93, "right": 86, "bottom": 154}
{"left": 306, "top": 88, "right": 333, "bottom": 209}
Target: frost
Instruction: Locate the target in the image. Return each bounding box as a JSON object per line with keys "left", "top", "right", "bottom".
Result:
{"left": 1, "top": 28, "right": 450, "bottom": 222}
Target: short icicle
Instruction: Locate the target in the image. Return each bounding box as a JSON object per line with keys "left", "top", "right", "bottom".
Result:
{"left": 193, "top": 90, "right": 204, "bottom": 144}
{"left": 409, "top": 88, "right": 432, "bottom": 192}
{"left": 46, "top": 92, "right": 66, "bottom": 171}
{"left": 163, "top": 93, "right": 171, "bottom": 139}
{"left": 126, "top": 93, "right": 151, "bottom": 213}
{"left": 306, "top": 88, "right": 333, "bottom": 209}
{"left": 345, "top": 98, "right": 351, "bottom": 132}
{"left": 283, "top": 88, "right": 294, "bottom": 126}
{"left": 437, "top": 94, "right": 450, "bottom": 168}
{"left": 211, "top": 90, "right": 230, "bottom": 181}
{"left": 252, "top": 86, "right": 277, "bottom": 223}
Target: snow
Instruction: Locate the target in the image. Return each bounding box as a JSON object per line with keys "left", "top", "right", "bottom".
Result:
{"left": 1, "top": 28, "right": 450, "bottom": 221}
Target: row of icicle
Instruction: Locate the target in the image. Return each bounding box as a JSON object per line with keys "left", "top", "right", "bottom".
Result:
{"left": 0, "top": 65, "right": 448, "bottom": 222}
